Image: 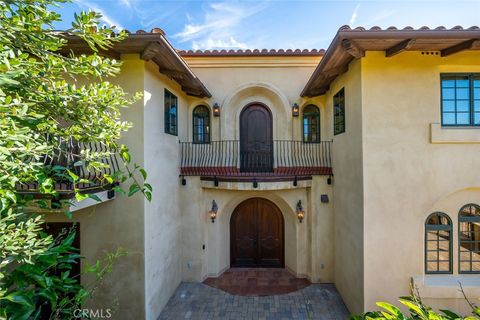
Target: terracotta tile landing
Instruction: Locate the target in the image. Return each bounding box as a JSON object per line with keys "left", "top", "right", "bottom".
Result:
{"left": 203, "top": 268, "right": 311, "bottom": 296}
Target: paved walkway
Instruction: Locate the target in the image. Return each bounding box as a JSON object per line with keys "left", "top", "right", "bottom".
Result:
{"left": 158, "top": 282, "right": 350, "bottom": 320}
{"left": 203, "top": 268, "right": 311, "bottom": 296}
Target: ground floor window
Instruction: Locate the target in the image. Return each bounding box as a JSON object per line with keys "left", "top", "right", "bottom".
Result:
{"left": 459, "top": 204, "right": 480, "bottom": 273}
{"left": 425, "top": 212, "right": 452, "bottom": 274}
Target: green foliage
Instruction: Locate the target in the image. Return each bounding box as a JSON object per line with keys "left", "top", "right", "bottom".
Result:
{"left": 0, "top": 0, "right": 151, "bottom": 318}
{"left": 351, "top": 284, "right": 480, "bottom": 320}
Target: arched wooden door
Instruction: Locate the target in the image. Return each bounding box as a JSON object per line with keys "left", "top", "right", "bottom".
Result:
{"left": 239, "top": 103, "right": 273, "bottom": 172}
{"left": 230, "top": 198, "right": 284, "bottom": 267}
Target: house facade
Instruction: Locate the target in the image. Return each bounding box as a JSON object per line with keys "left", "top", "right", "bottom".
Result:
{"left": 40, "top": 26, "right": 480, "bottom": 318}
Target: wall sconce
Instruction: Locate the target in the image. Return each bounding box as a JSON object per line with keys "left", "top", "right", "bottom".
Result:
{"left": 296, "top": 200, "right": 305, "bottom": 223}
{"left": 292, "top": 103, "right": 300, "bottom": 117}
{"left": 209, "top": 200, "right": 218, "bottom": 223}
{"left": 213, "top": 103, "right": 221, "bottom": 117}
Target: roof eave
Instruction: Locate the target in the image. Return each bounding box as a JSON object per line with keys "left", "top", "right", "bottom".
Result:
{"left": 62, "top": 32, "right": 212, "bottom": 98}
{"left": 301, "top": 26, "right": 480, "bottom": 98}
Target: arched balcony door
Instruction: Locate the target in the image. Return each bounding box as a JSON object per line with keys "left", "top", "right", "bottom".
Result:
{"left": 239, "top": 103, "right": 273, "bottom": 172}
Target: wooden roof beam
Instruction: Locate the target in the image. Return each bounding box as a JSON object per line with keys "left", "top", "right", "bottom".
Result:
{"left": 441, "top": 39, "right": 480, "bottom": 57}
{"left": 140, "top": 42, "right": 163, "bottom": 60}
{"left": 341, "top": 39, "right": 364, "bottom": 59}
{"left": 307, "top": 86, "right": 330, "bottom": 97}
{"left": 385, "top": 39, "right": 415, "bottom": 57}
{"left": 321, "top": 65, "right": 349, "bottom": 79}
{"left": 159, "top": 68, "right": 187, "bottom": 80}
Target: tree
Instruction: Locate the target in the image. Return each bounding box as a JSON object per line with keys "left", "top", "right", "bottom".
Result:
{"left": 0, "top": 0, "right": 150, "bottom": 318}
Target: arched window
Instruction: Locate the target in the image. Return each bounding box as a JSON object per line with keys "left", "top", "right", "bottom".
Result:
{"left": 425, "top": 212, "right": 452, "bottom": 274}
{"left": 302, "top": 105, "right": 320, "bottom": 143}
{"left": 193, "top": 105, "right": 210, "bottom": 144}
{"left": 459, "top": 204, "right": 480, "bottom": 273}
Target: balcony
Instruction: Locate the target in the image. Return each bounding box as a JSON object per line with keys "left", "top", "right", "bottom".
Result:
{"left": 180, "top": 140, "right": 332, "bottom": 182}
{"left": 16, "top": 137, "right": 120, "bottom": 200}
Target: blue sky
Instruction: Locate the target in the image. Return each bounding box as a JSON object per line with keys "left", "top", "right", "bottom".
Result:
{"left": 54, "top": 0, "right": 480, "bottom": 50}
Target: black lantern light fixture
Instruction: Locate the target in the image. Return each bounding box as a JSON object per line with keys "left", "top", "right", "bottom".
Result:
{"left": 296, "top": 200, "right": 305, "bottom": 223}
{"left": 209, "top": 200, "right": 218, "bottom": 223}
{"left": 292, "top": 103, "right": 300, "bottom": 117}
{"left": 213, "top": 103, "right": 221, "bottom": 117}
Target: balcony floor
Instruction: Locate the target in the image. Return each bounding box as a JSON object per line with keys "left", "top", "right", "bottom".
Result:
{"left": 181, "top": 166, "right": 333, "bottom": 180}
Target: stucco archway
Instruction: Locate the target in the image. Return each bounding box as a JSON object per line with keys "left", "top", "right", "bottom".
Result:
{"left": 205, "top": 192, "right": 298, "bottom": 277}
{"left": 220, "top": 82, "right": 292, "bottom": 140}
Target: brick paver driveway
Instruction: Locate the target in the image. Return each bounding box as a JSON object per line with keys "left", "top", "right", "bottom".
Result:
{"left": 158, "top": 282, "right": 350, "bottom": 320}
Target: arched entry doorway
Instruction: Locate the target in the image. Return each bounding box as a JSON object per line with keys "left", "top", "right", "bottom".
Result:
{"left": 230, "top": 198, "right": 284, "bottom": 267}
{"left": 239, "top": 103, "right": 273, "bottom": 172}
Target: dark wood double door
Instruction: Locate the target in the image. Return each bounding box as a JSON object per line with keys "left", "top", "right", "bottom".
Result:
{"left": 230, "top": 198, "right": 284, "bottom": 267}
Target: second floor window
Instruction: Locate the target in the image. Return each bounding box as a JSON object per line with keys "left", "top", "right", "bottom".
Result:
{"left": 333, "top": 88, "right": 345, "bottom": 135}
{"left": 193, "top": 105, "right": 210, "bottom": 143}
{"left": 164, "top": 89, "right": 177, "bottom": 136}
{"left": 441, "top": 74, "right": 480, "bottom": 126}
{"left": 303, "top": 105, "right": 320, "bottom": 143}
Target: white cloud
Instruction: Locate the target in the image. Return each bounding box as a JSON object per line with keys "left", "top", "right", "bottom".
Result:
{"left": 192, "top": 36, "right": 249, "bottom": 51}
{"left": 74, "top": 0, "right": 126, "bottom": 30}
{"left": 174, "top": 1, "right": 268, "bottom": 50}
{"left": 119, "top": 0, "right": 131, "bottom": 9}
{"left": 349, "top": 3, "right": 360, "bottom": 26}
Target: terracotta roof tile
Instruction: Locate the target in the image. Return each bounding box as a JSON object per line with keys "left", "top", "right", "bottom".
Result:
{"left": 335, "top": 25, "right": 480, "bottom": 32}
{"left": 177, "top": 48, "right": 325, "bottom": 57}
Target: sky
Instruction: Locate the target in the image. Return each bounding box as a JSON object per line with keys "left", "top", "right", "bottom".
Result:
{"left": 53, "top": 0, "right": 480, "bottom": 51}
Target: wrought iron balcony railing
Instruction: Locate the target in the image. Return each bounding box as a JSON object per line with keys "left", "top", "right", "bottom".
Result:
{"left": 180, "top": 140, "right": 332, "bottom": 178}
{"left": 16, "top": 137, "right": 120, "bottom": 197}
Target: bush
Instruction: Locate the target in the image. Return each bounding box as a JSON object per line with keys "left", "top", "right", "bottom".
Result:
{"left": 351, "top": 283, "right": 480, "bottom": 320}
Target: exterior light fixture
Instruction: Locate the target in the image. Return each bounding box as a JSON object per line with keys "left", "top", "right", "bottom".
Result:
{"left": 327, "top": 175, "right": 333, "bottom": 185}
{"left": 292, "top": 103, "right": 300, "bottom": 117}
{"left": 213, "top": 103, "right": 221, "bottom": 117}
{"left": 209, "top": 200, "right": 218, "bottom": 223}
{"left": 296, "top": 200, "right": 305, "bottom": 223}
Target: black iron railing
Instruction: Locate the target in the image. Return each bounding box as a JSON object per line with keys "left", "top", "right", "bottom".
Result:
{"left": 17, "top": 137, "right": 120, "bottom": 196}
{"left": 180, "top": 140, "right": 332, "bottom": 177}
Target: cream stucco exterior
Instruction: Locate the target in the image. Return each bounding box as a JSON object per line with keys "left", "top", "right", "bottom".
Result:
{"left": 44, "top": 39, "right": 480, "bottom": 319}
{"left": 359, "top": 51, "right": 480, "bottom": 314}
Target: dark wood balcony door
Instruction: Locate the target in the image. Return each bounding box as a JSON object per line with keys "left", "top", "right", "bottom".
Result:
{"left": 230, "top": 198, "right": 284, "bottom": 268}
{"left": 240, "top": 104, "right": 273, "bottom": 172}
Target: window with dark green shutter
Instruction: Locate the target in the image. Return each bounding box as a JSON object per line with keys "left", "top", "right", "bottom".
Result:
{"left": 333, "top": 88, "right": 345, "bottom": 135}
{"left": 164, "top": 89, "right": 178, "bottom": 135}
{"left": 441, "top": 74, "right": 480, "bottom": 126}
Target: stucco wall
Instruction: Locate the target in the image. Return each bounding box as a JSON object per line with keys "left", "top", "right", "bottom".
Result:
{"left": 44, "top": 54, "right": 147, "bottom": 319}
{"left": 361, "top": 51, "right": 480, "bottom": 314}
{"left": 325, "top": 59, "right": 365, "bottom": 314}
{"left": 180, "top": 57, "right": 335, "bottom": 286}
{"left": 179, "top": 177, "right": 334, "bottom": 283}
{"left": 183, "top": 57, "right": 321, "bottom": 142}
{"left": 143, "top": 60, "right": 190, "bottom": 319}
